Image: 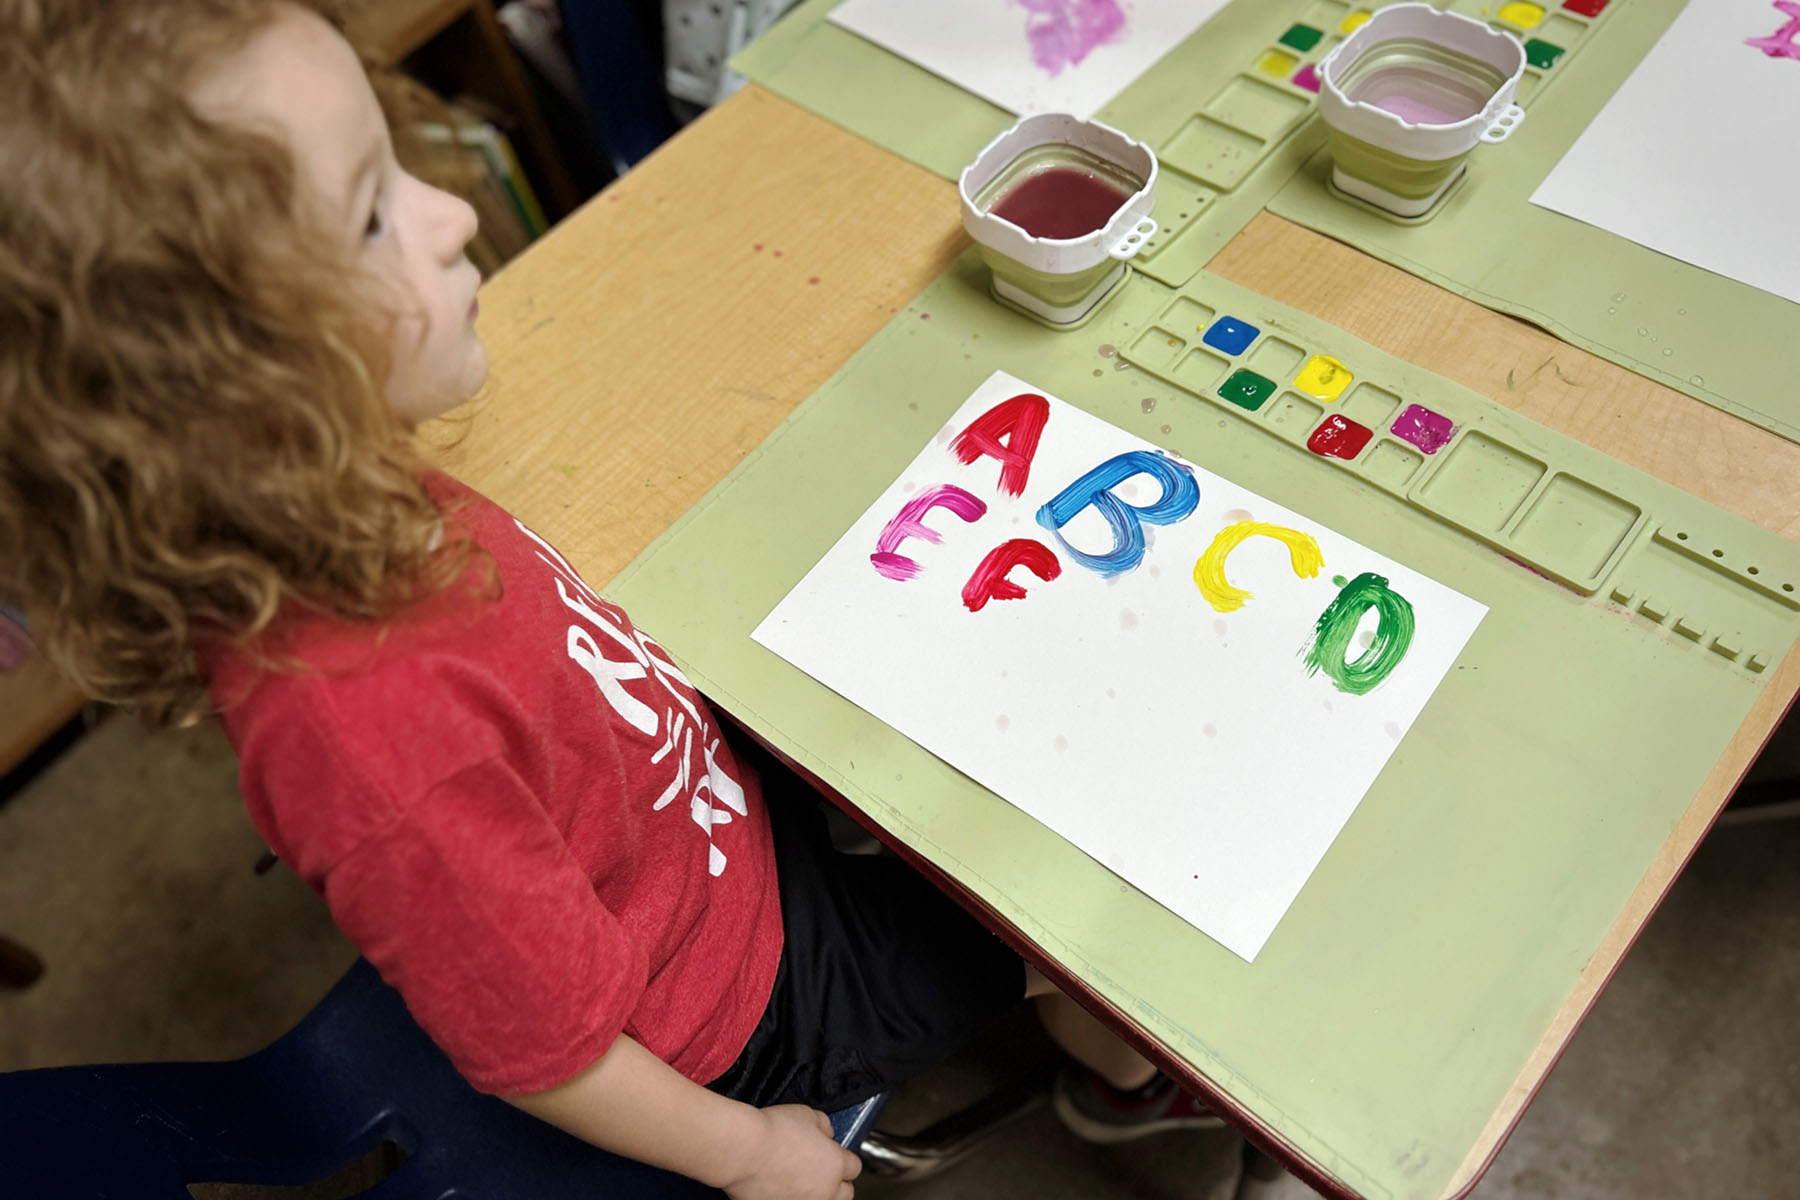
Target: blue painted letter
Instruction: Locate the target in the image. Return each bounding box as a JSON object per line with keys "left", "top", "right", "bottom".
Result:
{"left": 1035, "top": 451, "right": 1200, "bottom": 576}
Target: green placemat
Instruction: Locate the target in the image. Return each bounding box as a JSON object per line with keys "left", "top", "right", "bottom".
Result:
{"left": 737, "top": 0, "right": 1800, "bottom": 442}
{"left": 608, "top": 253, "right": 1800, "bottom": 1199}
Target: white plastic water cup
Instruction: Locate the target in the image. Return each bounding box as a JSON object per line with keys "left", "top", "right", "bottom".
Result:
{"left": 958, "top": 114, "right": 1158, "bottom": 326}
{"left": 1315, "top": 3, "right": 1527, "bottom": 217}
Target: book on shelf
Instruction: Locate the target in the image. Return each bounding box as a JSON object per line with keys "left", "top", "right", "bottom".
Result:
{"left": 415, "top": 108, "right": 546, "bottom": 273}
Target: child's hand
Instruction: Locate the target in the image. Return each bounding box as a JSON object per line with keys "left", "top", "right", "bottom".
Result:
{"left": 724, "top": 1103, "right": 862, "bottom": 1200}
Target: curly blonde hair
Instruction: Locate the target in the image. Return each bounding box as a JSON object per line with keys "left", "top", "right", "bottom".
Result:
{"left": 0, "top": 0, "right": 481, "bottom": 727}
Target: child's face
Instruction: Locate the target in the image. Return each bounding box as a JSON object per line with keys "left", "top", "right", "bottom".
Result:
{"left": 192, "top": 4, "right": 488, "bottom": 425}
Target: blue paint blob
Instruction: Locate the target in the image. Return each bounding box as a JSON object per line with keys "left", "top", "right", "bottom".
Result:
{"left": 1202, "top": 316, "right": 1260, "bottom": 357}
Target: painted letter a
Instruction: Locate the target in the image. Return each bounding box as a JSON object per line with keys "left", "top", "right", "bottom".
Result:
{"left": 950, "top": 392, "right": 1050, "bottom": 498}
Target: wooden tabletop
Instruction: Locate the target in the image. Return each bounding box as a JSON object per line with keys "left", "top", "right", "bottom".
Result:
{"left": 439, "top": 84, "right": 1800, "bottom": 1196}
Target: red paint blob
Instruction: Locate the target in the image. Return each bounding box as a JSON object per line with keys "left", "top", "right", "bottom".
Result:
{"left": 753, "top": 243, "right": 763, "bottom": 251}
{"left": 1306, "top": 414, "right": 1373, "bottom": 460}
{"left": 988, "top": 167, "right": 1130, "bottom": 239}
{"left": 808, "top": 276, "right": 821, "bottom": 285}
{"left": 1562, "top": 0, "right": 1607, "bottom": 15}
{"left": 920, "top": 313, "right": 931, "bottom": 320}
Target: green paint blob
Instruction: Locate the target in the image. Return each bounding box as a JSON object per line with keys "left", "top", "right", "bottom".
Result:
{"left": 1524, "top": 38, "right": 1564, "bottom": 69}
{"left": 1331, "top": 574, "right": 1348, "bottom": 588}
{"left": 1302, "top": 572, "right": 1416, "bottom": 695}
{"left": 1219, "top": 369, "right": 1276, "bottom": 411}
{"left": 1279, "top": 23, "right": 1324, "bottom": 52}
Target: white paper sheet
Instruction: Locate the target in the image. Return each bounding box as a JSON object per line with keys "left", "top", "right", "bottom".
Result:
{"left": 1531, "top": 0, "right": 1800, "bottom": 305}
{"left": 827, "top": 0, "right": 1233, "bottom": 120}
{"left": 753, "top": 373, "right": 1487, "bottom": 961}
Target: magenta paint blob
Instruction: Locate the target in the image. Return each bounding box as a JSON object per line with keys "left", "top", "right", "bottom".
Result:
{"left": 1390, "top": 403, "right": 1456, "bottom": 454}
{"left": 1013, "top": 0, "right": 1129, "bottom": 76}
{"left": 1293, "top": 63, "right": 1322, "bottom": 93}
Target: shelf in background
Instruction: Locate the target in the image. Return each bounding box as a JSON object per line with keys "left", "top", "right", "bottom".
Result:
{"left": 345, "top": 0, "right": 476, "bottom": 68}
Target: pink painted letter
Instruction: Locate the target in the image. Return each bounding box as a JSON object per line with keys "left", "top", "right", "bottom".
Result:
{"left": 871, "top": 484, "right": 988, "bottom": 580}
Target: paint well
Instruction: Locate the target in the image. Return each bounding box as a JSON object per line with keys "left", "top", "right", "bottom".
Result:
{"left": 1498, "top": 2, "right": 1546, "bottom": 29}
{"left": 1524, "top": 38, "right": 1565, "bottom": 69}
{"left": 1340, "top": 10, "right": 1370, "bottom": 33}
{"left": 1294, "top": 355, "right": 1353, "bottom": 402}
{"left": 1363, "top": 441, "right": 1424, "bottom": 490}
{"left": 1339, "top": 383, "right": 1400, "bottom": 430}
{"left": 1257, "top": 49, "right": 1300, "bottom": 77}
{"left": 1562, "top": 0, "right": 1607, "bottom": 14}
{"left": 1306, "top": 414, "right": 1373, "bottom": 459}
{"left": 1279, "top": 23, "right": 1323, "bottom": 52}
{"left": 1202, "top": 315, "right": 1260, "bottom": 355}
{"left": 1293, "top": 63, "right": 1322, "bottom": 93}
{"left": 1219, "top": 369, "right": 1277, "bottom": 411}
{"left": 1390, "top": 403, "right": 1455, "bottom": 454}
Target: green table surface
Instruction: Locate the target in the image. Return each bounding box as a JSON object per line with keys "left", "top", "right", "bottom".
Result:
{"left": 607, "top": 252, "right": 1800, "bottom": 1200}
{"left": 735, "top": 0, "right": 1800, "bottom": 444}
{"left": 450, "top": 80, "right": 1800, "bottom": 1200}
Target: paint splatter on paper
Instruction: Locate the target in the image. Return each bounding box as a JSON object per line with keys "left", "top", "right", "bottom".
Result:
{"left": 829, "top": 0, "right": 1234, "bottom": 120}
{"left": 1013, "top": 0, "right": 1128, "bottom": 75}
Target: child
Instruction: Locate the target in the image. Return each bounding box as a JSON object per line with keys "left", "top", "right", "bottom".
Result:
{"left": 0, "top": 1, "right": 1210, "bottom": 1193}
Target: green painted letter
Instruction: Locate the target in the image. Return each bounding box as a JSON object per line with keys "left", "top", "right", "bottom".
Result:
{"left": 1302, "top": 572, "right": 1415, "bottom": 695}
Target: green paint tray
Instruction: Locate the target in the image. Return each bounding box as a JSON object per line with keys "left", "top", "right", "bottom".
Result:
{"left": 607, "top": 253, "right": 1800, "bottom": 1200}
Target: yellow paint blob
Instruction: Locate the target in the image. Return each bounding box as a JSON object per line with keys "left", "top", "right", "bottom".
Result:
{"left": 1340, "top": 11, "right": 1370, "bottom": 33}
{"left": 1193, "top": 522, "right": 1325, "bottom": 614}
{"left": 1294, "top": 355, "right": 1353, "bottom": 402}
{"left": 1257, "top": 49, "right": 1300, "bottom": 77}
{"left": 1497, "top": 2, "right": 1545, "bottom": 28}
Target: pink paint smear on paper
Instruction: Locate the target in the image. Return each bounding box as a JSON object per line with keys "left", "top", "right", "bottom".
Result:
{"left": 1013, "top": 0, "right": 1129, "bottom": 76}
{"left": 1747, "top": 2, "right": 1800, "bottom": 61}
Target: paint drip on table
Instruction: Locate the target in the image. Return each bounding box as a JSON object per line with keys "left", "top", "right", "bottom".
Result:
{"left": 753, "top": 370, "right": 1487, "bottom": 961}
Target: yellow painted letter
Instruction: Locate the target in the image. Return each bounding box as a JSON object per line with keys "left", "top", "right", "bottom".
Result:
{"left": 1192, "top": 521, "right": 1324, "bottom": 613}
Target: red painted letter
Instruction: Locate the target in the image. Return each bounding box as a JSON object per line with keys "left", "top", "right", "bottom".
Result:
{"left": 950, "top": 392, "right": 1051, "bottom": 497}
{"left": 961, "top": 539, "right": 1062, "bottom": 612}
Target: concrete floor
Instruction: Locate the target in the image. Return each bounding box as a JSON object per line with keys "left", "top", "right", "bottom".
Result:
{"left": 2, "top": 713, "right": 1796, "bottom": 1198}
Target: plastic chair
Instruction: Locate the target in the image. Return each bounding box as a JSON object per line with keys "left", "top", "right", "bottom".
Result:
{"left": 0, "top": 958, "right": 884, "bottom": 1199}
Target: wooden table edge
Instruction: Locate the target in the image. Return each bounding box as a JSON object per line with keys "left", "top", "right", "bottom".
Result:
{"left": 1443, "top": 636, "right": 1800, "bottom": 1194}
